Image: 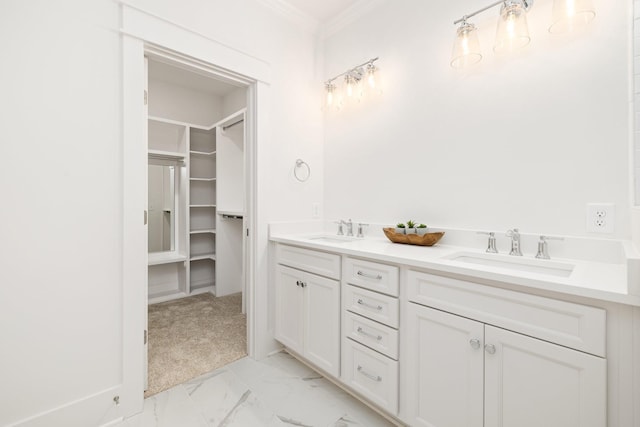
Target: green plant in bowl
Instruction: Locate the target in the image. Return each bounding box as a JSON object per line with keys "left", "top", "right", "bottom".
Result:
{"left": 406, "top": 220, "right": 417, "bottom": 234}
{"left": 395, "top": 223, "right": 406, "bottom": 234}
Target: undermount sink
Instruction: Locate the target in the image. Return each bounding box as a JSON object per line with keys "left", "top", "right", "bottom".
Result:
{"left": 444, "top": 252, "right": 574, "bottom": 277}
{"left": 305, "top": 235, "right": 357, "bottom": 244}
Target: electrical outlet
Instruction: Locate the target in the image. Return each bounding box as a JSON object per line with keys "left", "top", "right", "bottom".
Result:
{"left": 586, "top": 203, "right": 615, "bottom": 234}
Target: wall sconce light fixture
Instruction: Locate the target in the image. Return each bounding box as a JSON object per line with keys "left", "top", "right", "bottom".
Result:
{"left": 324, "top": 57, "right": 380, "bottom": 112}
{"left": 451, "top": 0, "right": 596, "bottom": 69}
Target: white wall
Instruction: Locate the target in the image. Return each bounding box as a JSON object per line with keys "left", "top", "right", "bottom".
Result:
{"left": 0, "top": 0, "right": 323, "bottom": 425}
{"left": 0, "top": 1, "right": 123, "bottom": 425}
{"left": 323, "top": 0, "right": 632, "bottom": 239}
{"left": 148, "top": 80, "right": 223, "bottom": 126}
{"left": 222, "top": 86, "right": 247, "bottom": 117}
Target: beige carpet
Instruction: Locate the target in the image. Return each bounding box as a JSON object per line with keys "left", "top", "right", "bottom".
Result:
{"left": 145, "top": 292, "right": 247, "bottom": 397}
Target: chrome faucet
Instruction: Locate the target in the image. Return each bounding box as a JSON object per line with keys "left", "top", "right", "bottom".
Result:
{"left": 535, "top": 235, "right": 564, "bottom": 259}
{"left": 357, "top": 223, "right": 369, "bottom": 238}
{"left": 335, "top": 220, "right": 346, "bottom": 235}
{"left": 346, "top": 219, "right": 354, "bottom": 237}
{"left": 506, "top": 228, "right": 523, "bottom": 256}
{"left": 477, "top": 231, "right": 498, "bottom": 253}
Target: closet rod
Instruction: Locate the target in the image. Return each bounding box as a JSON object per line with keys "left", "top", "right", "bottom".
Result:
{"left": 222, "top": 119, "right": 244, "bottom": 131}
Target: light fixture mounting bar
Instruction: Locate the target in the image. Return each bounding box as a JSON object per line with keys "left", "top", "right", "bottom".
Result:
{"left": 325, "top": 57, "right": 380, "bottom": 85}
{"left": 453, "top": 0, "right": 534, "bottom": 25}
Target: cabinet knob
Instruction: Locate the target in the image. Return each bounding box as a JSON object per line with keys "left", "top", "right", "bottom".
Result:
{"left": 485, "top": 344, "right": 496, "bottom": 355}
{"left": 469, "top": 339, "right": 481, "bottom": 350}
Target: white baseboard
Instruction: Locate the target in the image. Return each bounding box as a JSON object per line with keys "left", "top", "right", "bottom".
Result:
{"left": 9, "top": 386, "right": 125, "bottom": 427}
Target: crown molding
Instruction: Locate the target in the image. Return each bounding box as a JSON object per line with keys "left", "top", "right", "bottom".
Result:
{"left": 321, "top": 0, "right": 388, "bottom": 39}
{"left": 255, "top": 0, "right": 320, "bottom": 33}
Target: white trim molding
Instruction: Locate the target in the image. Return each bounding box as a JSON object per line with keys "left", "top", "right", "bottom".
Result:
{"left": 119, "top": 1, "right": 271, "bottom": 83}
{"left": 255, "top": 0, "right": 320, "bottom": 33}
{"left": 321, "top": 0, "right": 389, "bottom": 39}
{"left": 119, "top": 1, "right": 274, "bottom": 421}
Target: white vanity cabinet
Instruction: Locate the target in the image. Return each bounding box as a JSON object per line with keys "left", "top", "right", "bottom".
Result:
{"left": 341, "top": 257, "right": 400, "bottom": 415}
{"left": 274, "top": 245, "right": 341, "bottom": 377}
{"left": 403, "top": 270, "right": 607, "bottom": 427}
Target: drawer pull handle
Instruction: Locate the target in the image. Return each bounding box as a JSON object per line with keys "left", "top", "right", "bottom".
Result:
{"left": 469, "top": 339, "right": 481, "bottom": 350}
{"left": 357, "top": 299, "right": 383, "bottom": 311}
{"left": 357, "top": 327, "right": 383, "bottom": 341}
{"left": 357, "top": 270, "right": 383, "bottom": 280}
{"left": 357, "top": 365, "right": 382, "bottom": 382}
{"left": 485, "top": 344, "right": 496, "bottom": 355}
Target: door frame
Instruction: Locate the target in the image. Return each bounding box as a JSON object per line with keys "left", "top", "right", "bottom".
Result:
{"left": 120, "top": 2, "right": 269, "bottom": 417}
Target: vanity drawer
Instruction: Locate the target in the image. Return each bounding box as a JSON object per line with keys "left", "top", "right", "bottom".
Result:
{"left": 407, "top": 270, "right": 606, "bottom": 357}
{"left": 344, "top": 285, "right": 399, "bottom": 328}
{"left": 342, "top": 338, "right": 398, "bottom": 415}
{"left": 344, "top": 311, "right": 399, "bottom": 360}
{"left": 276, "top": 244, "right": 341, "bottom": 280}
{"left": 344, "top": 257, "right": 399, "bottom": 296}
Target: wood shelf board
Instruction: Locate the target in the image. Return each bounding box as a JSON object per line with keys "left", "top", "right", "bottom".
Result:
{"left": 190, "top": 254, "right": 216, "bottom": 261}
{"left": 189, "top": 282, "right": 216, "bottom": 293}
{"left": 148, "top": 115, "right": 211, "bottom": 130}
{"left": 190, "top": 177, "right": 216, "bottom": 182}
{"left": 190, "top": 150, "right": 217, "bottom": 156}
{"left": 148, "top": 291, "right": 189, "bottom": 305}
{"left": 148, "top": 149, "right": 186, "bottom": 160}
{"left": 190, "top": 229, "right": 217, "bottom": 234}
{"left": 148, "top": 253, "right": 188, "bottom": 266}
{"left": 190, "top": 204, "right": 217, "bottom": 208}
{"left": 218, "top": 210, "right": 244, "bottom": 219}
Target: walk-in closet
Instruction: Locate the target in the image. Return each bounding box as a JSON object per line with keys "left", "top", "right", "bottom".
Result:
{"left": 145, "top": 55, "right": 248, "bottom": 395}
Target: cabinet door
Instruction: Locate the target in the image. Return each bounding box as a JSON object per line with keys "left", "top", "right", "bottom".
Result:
{"left": 405, "top": 303, "right": 484, "bottom": 427}
{"left": 274, "top": 265, "right": 304, "bottom": 354}
{"left": 484, "top": 325, "right": 606, "bottom": 427}
{"left": 303, "top": 272, "right": 340, "bottom": 377}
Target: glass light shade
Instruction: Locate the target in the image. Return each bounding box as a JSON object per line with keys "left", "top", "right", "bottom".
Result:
{"left": 450, "top": 22, "right": 482, "bottom": 69}
{"left": 549, "top": 0, "right": 596, "bottom": 34}
{"left": 493, "top": 3, "right": 531, "bottom": 54}
{"left": 324, "top": 83, "right": 335, "bottom": 109}
{"left": 333, "top": 81, "right": 345, "bottom": 112}
{"left": 363, "top": 63, "right": 383, "bottom": 97}
{"left": 366, "top": 64, "right": 377, "bottom": 89}
{"left": 322, "top": 81, "right": 344, "bottom": 112}
{"left": 343, "top": 74, "right": 364, "bottom": 108}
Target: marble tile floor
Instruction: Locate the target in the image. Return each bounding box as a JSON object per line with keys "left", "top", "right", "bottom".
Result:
{"left": 114, "top": 351, "right": 397, "bottom": 427}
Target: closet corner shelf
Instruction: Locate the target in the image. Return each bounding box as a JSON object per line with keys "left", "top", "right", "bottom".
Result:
{"left": 190, "top": 281, "right": 216, "bottom": 293}
{"left": 218, "top": 210, "right": 244, "bottom": 219}
{"left": 190, "top": 254, "right": 216, "bottom": 262}
{"left": 148, "top": 149, "right": 186, "bottom": 160}
{"left": 190, "top": 150, "right": 217, "bottom": 156}
{"left": 148, "top": 252, "right": 188, "bottom": 266}
{"left": 190, "top": 204, "right": 216, "bottom": 208}
{"left": 190, "top": 177, "right": 216, "bottom": 182}
{"left": 190, "top": 229, "right": 217, "bottom": 235}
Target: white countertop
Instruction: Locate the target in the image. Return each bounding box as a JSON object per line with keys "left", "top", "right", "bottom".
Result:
{"left": 270, "top": 225, "right": 640, "bottom": 307}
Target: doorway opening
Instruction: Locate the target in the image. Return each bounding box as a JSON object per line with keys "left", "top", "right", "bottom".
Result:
{"left": 144, "top": 49, "right": 251, "bottom": 396}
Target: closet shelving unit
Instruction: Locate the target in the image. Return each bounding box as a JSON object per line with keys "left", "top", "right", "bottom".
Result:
{"left": 147, "top": 109, "right": 246, "bottom": 304}
{"left": 188, "top": 127, "right": 217, "bottom": 295}
{"left": 146, "top": 115, "right": 219, "bottom": 302}
{"left": 147, "top": 116, "right": 189, "bottom": 301}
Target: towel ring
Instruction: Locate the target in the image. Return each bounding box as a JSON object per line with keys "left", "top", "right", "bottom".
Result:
{"left": 294, "top": 159, "right": 311, "bottom": 182}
